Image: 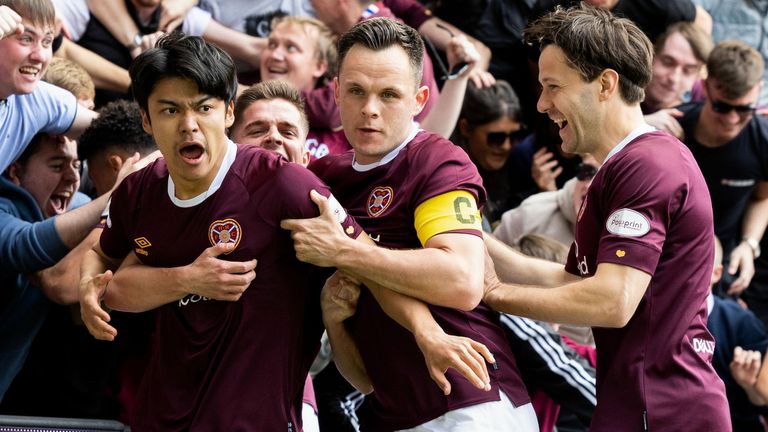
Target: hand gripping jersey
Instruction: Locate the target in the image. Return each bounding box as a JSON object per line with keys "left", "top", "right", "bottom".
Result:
{"left": 309, "top": 130, "right": 530, "bottom": 431}
{"left": 101, "top": 142, "right": 361, "bottom": 431}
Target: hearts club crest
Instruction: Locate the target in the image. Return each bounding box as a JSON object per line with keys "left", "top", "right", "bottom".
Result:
{"left": 209, "top": 218, "right": 242, "bottom": 252}
{"left": 367, "top": 186, "right": 394, "bottom": 217}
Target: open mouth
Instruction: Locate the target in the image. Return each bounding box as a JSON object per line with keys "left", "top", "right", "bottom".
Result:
{"left": 179, "top": 143, "right": 205, "bottom": 163}
{"left": 49, "top": 191, "right": 72, "bottom": 214}
{"left": 266, "top": 64, "right": 288, "bottom": 75}
{"left": 19, "top": 66, "right": 40, "bottom": 78}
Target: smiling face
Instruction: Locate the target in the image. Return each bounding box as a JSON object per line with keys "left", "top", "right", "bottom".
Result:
{"left": 0, "top": 18, "right": 54, "bottom": 99}
{"left": 230, "top": 98, "right": 309, "bottom": 166}
{"left": 536, "top": 45, "right": 602, "bottom": 156}
{"left": 646, "top": 32, "right": 702, "bottom": 109}
{"left": 9, "top": 134, "right": 80, "bottom": 218}
{"left": 260, "top": 22, "right": 327, "bottom": 92}
{"left": 462, "top": 115, "right": 523, "bottom": 171}
{"left": 700, "top": 79, "right": 761, "bottom": 144}
{"left": 140, "top": 77, "right": 234, "bottom": 199}
{"left": 335, "top": 44, "right": 428, "bottom": 164}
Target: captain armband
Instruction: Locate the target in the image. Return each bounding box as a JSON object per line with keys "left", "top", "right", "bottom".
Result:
{"left": 414, "top": 190, "right": 482, "bottom": 246}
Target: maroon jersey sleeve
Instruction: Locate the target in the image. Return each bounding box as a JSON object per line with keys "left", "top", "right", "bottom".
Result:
{"left": 411, "top": 135, "right": 487, "bottom": 210}
{"left": 593, "top": 145, "right": 685, "bottom": 275}
{"left": 99, "top": 168, "right": 147, "bottom": 259}
{"left": 383, "top": 0, "right": 433, "bottom": 29}
{"left": 263, "top": 161, "right": 362, "bottom": 239}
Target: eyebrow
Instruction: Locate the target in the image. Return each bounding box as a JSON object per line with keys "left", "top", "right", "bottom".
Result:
{"left": 157, "top": 96, "right": 216, "bottom": 107}
{"left": 245, "top": 120, "right": 300, "bottom": 130}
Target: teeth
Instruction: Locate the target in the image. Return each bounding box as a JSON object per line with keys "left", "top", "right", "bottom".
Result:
{"left": 19, "top": 67, "right": 38, "bottom": 75}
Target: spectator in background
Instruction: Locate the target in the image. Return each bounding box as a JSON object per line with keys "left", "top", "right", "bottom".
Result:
{"left": 0, "top": 0, "right": 97, "bottom": 173}
{"left": 693, "top": 0, "right": 768, "bottom": 108}
{"left": 643, "top": 22, "right": 712, "bottom": 139}
{"left": 451, "top": 80, "right": 527, "bottom": 226}
{"left": 43, "top": 57, "right": 95, "bottom": 110}
{"left": 708, "top": 236, "right": 768, "bottom": 432}
{"left": 676, "top": 40, "right": 768, "bottom": 298}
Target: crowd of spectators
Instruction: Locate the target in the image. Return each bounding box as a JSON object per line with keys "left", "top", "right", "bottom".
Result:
{"left": 0, "top": 0, "right": 767, "bottom": 430}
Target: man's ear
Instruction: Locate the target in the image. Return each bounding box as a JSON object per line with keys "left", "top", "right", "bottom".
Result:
{"left": 225, "top": 100, "right": 235, "bottom": 128}
{"left": 459, "top": 118, "right": 471, "bottom": 138}
{"left": 140, "top": 109, "right": 153, "bottom": 135}
{"left": 5, "top": 163, "right": 22, "bottom": 186}
{"left": 598, "top": 69, "right": 620, "bottom": 101}
{"left": 413, "top": 85, "right": 429, "bottom": 117}
{"left": 333, "top": 77, "right": 340, "bottom": 105}
{"left": 107, "top": 154, "right": 124, "bottom": 173}
{"left": 313, "top": 60, "right": 329, "bottom": 81}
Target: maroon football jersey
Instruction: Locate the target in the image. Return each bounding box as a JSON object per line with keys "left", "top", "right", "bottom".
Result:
{"left": 565, "top": 131, "right": 730, "bottom": 431}
{"left": 306, "top": 129, "right": 352, "bottom": 162}
{"left": 309, "top": 130, "right": 530, "bottom": 431}
{"left": 101, "top": 142, "right": 361, "bottom": 431}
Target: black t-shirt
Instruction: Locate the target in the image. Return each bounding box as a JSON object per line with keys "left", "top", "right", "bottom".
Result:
{"left": 678, "top": 102, "right": 768, "bottom": 249}
{"left": 532, "top": 0, "right": 696, "bottom": 42}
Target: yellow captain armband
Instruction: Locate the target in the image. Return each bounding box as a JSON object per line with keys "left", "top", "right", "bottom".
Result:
{"left": 414, "top": 190, "right": 482, "bottom": 246}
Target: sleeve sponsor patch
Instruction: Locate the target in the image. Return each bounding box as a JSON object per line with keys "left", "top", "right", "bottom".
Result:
{"left": 414, "top": 190, "right": 482, "bottom": 246}
{"left": 326, "top": 193, "right": 348, "bottom": 224}
{"left": 605, "top": 208, "right": 650, "bottom": 237}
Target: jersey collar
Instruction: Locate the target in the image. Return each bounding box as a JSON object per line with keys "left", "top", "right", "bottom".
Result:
{"left": 603, "top": 123, "right": 656, "bottom": 164}
{"left": 352, "top": 122, "right": 421, "bottom": 172}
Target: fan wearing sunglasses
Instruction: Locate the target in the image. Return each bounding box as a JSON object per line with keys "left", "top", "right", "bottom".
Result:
{"left": 675, "top": 40, "right": 768, "bottom": 302}
{"left": 452, "top": 80, "right": 527, "bottom": 225}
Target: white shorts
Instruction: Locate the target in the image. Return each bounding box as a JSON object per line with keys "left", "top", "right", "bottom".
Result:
{"left": 302, "top": 402, "right": 320, "bottom": 432}
{"left": 397, "top": 391, "right": 539, "bottom": 432}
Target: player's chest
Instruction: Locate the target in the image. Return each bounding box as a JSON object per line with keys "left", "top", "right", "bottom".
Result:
{"left": 127, "top": 197, "right": 280, "bottom": 267}
{"left": 341, "top": 181, "right": 421, "bottom": 248}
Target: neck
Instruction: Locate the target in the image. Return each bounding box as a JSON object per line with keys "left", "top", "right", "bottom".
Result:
{"left": 693, "top": 113, "right": 729, "bottom": 148}
{"left": 171, "top": 141, "right": 228, "bottom": 200}
{"left": 131, "top": 1, "right": 157, "bottom": 25}
{"left": 593, "top": 104, "right": 646, "bottom": 163}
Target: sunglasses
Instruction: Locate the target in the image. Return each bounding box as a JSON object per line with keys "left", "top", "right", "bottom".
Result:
{"left": 710, "top": 99, "right": 757, "bottom": 116}
{"left": 576, "top": 163, "right": 597, "bottom": 181}
{"left": 423, "top": 23, "right": 470, "bottom": 81}
{"left": 486, "top": 129, "right": 528, "bottom": 147}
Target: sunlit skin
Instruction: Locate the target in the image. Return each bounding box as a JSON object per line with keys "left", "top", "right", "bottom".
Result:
{"left": 8, "top": 135, "right": 80, "bottom": 218}
{"left": 645, "top": 32, "right": 703, "bottom": 110}
{"left": 537, "top": 45, "right": 640, "bottom": 163}
{"left": 460, "top": 115, "right": 523, "bottom": 171}
{"left": 259, "top": 22, "right": 327, "bottom": 92}
{"left": 697, "top": 79, "right": 761, "bottom": 146}
{"left": 537, "top": 45, "right": 603, "bottom": 157}
{"left": 335, "top": 44, "right": 428, "bottom": 164}
{"left": 0, "top": 18, "right": 54, "bottom": 99}
{"left": 140, "top": 78, "right": 234, "bottom": 199}
{"left": 230, "top": 98, "right": 310, "bottom": 166}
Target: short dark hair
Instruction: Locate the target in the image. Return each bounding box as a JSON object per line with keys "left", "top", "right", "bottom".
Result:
{"left": 707, "top": 40, "right": 764, "bottom": 100}
{"left": 231, "top": 80, "right": 309, "bottom": 136}
{"left": 0, "top": 0, "right": 55, "bottom": 29}
{"left": 337, "top": 17, "right": 423, "bottom": 87}
{"left": 78, "top": 100, "right": 156, "bottom": 162}
{"left": 13, "top": 132, "right": 47, "bottom": 167}
{"left": 129, "top": 32, "right": 237, "bottom": 112}
{"left": 459, "top": 80, "right": 522, "bottom": 128}
{"left": 524, "top": 4, "right": 653, "bottom": 104}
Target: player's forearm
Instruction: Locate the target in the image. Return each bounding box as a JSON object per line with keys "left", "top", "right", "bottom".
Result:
{"left": 54, "top": 193, "right": 110, "bottom": 249}
{"left": 486, "top": 265, "right": 649, "bottom": 328}
{"left": 335, "top": 240, "right": 482, "bottom": 311}
{"left": 418, "top": 18, "right": 491, "bottom": 70}
{"left": 484, "top": 233, "right": 577, "bottom": 287}
{"left": 105, "top": 261, "right": 189, "bottom": 312}
{"left": 325, "top": 320, "right": 374, "bottom": 394}
{"left": 364, "top": 278, "right": 441, "bottom": 335}
{"left": 420, "top": 76, "right": 469, "bottom": 139}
